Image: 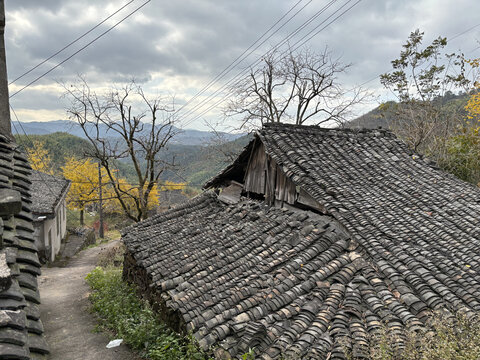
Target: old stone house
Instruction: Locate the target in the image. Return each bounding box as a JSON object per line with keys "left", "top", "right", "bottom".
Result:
{"left": 122, "top": 123, "right": 480, "bottom": 359}
{"left": 30, "top": 170, "right": 70, "bottom": 263}
{"left": 0, "top": 134, "right": 49, "bottom": 358}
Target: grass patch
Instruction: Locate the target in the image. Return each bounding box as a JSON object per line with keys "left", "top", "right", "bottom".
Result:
{"left": 67, "top": 209, "right": 96, "bottom": 228}
{"left": 96, "top": 243, "right": 125, "bottom": 268}
{"left": 103, "top": 229, "right": 121, "bottom": 241}
{"left": 86, "top": 265, "right": 213, "bottom": 360}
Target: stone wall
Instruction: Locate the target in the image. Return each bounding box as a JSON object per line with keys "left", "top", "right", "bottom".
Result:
{"left": 122, "top": 249, "right": 187, "bottom": 334}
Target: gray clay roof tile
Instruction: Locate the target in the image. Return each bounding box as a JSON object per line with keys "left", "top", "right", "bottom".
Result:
{"left": 0, "top": 134, "right": 49, "bottom": 358}
{"left": 30, "top": 170, "right": 69, "bottom": 216}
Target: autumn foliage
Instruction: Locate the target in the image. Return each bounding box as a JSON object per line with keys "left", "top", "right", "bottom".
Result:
{"left": 62, "top": 156, "right": 161, "bottom": 223}
{"left": 26, "top": 140, "right": 54, "bottom": 174}
{"left": 103, "top": 178, "right": 159, "bottom": 215}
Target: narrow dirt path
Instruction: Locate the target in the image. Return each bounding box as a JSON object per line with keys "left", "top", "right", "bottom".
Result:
{"left": 38, "top": 241, "right": 140, "bottom": 360}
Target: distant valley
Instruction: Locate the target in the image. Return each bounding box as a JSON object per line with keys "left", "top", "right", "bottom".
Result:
{"left": 14, "top": 121, "right": 251, "bottom": 189}
{"left": 12, "top": 119, "right": 243, "bottom": 146}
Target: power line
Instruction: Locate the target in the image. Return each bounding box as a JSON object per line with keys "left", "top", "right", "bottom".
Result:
{"left": 10, "top": 104, "right": 70, "bottom": 207}
{"left": 177, "top": 0, "right": 343, "bottom": 126}
{"left": 172, "top": 0, "right": 315, "bottom": 119}
{"left": 178, "top": 0, "right": 341, "bottom": 124}
{"left": 9, "top": 0, "right": 151, "bottom": 98}
{"left": 333, "top": 20, "right": 480, "bottom": 100}
{"left": 180, "top": 0, "right": 357, "bottom": 127}
{"left": 181, "top": 0, "right": 361, "bottom": 127}
{"left": 9, "top": 0, "right": 136, "bottom": 86}
{"left": 181, "top": 2, "right": 480, "bottom": 128}
{"left": 449, "top": 22, "right": 480, "bottom": 42}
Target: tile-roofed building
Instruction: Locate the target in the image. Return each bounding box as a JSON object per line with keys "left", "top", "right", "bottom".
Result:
{"left": 0, "top": 134, "right": 49, "bottom": 359}
{"left": 30, "top": 171, "right": 70, "bottom": 262}
{"left": 123, "top": 123, "right": 480, "bottom": 359}
{"left": 30, "top": 171, "right": 69, "bottom": 217}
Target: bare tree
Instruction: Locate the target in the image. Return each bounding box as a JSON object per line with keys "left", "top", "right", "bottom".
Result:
{"left": 225, "top": 46, "right": 367, "bottom": 128}
{"left": 64, "top": 78, "right": 177, "bottom": 222}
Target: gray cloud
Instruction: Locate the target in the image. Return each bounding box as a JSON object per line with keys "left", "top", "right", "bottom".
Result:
{"left": 4, "top": 0, "right": 480, "bottom": 127}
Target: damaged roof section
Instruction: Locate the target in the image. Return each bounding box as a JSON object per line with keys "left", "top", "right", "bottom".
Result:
{"left": 0, "top": 135, "right": 48, "bottom": 359}
{"left": 124, "top": 192, "right": 433, "bottom": 359}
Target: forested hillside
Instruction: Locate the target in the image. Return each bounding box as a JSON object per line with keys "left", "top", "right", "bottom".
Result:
{"left": 15, "top": 132, "right": 93, "bottom": 171}
{"left": 15, "top": 131, "right": 250, "bottom": 188}
{"left": 12, "top": 120, "right": 243, "bottom": 146}
{"left": 347, "top": 92, "right": 469, "bottom": 129}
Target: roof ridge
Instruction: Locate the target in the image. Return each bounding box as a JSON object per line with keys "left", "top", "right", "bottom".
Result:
{"left": 261, "top": 122, "right": 396, "bottom": 138}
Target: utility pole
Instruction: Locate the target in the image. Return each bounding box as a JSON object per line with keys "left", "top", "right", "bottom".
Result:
{"left": 98, "top": 163, "right": 104, "bottom": 239}
{"left": 0, "top": 0, "right": 11, "bottom": 139}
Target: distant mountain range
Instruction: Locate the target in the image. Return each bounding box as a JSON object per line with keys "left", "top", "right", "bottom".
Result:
{"left": 12, "top": 119, "right": 243, "bottom": 146}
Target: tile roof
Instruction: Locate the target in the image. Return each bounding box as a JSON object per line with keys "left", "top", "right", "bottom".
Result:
{"left": 206, "top": 124, "right": 480, "bottom": 287}
{"left": 0, "top": 134, "right": 49, "bottom": 359}
{"left": 124, "top": 123, "right": 480, "bottom": 359}
{"left": 30, "top": 170, "right": 70, "bottom": 216}
{"left": 123, "top": 191, "right": 479, "bottom": 359}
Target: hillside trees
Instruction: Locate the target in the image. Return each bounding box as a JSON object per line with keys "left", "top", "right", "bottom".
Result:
{"left": 444, "top": 58, "right": 480, "bottom": 185}
{"left": 380, "top": 30, "right": 480, "bottom": 186}
{"left": 16, "top": 132, "right": 94, "bottom": 172}
{"left": 103, "top": 177, "right": 159, "bottom": 215}
{"left": 225, "top": 46, "right": 367, "bottom": 128}
{"left": 380, "top": 30, "right": 471, "bottom": 157}
{"left": 64, "top": 79, "right": 177, "bottom": 222}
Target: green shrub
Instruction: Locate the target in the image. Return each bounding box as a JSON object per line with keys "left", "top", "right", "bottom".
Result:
{"left": 369, "top": 311, "right": 480, "bottom": 360}
{"left": 85, "top": 266, "right": 212, "bottom": 360}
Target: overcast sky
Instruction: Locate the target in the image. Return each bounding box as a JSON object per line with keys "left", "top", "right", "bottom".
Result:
{"left": 5, "top": 0, "right": 480, "bottom": 131}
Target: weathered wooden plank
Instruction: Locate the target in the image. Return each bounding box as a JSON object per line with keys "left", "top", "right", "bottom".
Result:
{"left": 285, "top": 175, "right": 297, "bottom": 205}
{"left": 244, "top": 142, "right": 267, "bottom": 194}
{"left": 275, "top": 169, "right": 286, "bottom": 203}
{"left": 218, "top": 181, "right": 243, "bottom": 204}
{"left": 265, "top": 157, "right": 277, "bottom": 205}
{"left": 297, "top": 188, "right": 327, "bottom": 213}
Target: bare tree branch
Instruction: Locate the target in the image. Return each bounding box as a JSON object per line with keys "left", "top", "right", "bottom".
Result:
{"left": 63, "top": 78, "right": 177, "bottom": 221}
{"left": 224, "top": 46, "right": 368, "bottom": 128}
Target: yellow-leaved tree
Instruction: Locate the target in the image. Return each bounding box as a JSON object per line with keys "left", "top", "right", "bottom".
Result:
{"left": 159, "top": 180, "right": 186, "bottom": 192}
{"left": 62, "top": 157, "right": 107, "bottom": 225}
{"left": 104, "top": 178, "right": 159, "bottom": 215}
{"left": 63, "top": 156, "right": 161, "bottom": 224}
{"left": 26, "top": 140, "right": 54, "bottom": 174}
{"left": 465, "top": 58, "right": 480, "bottom": 121}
